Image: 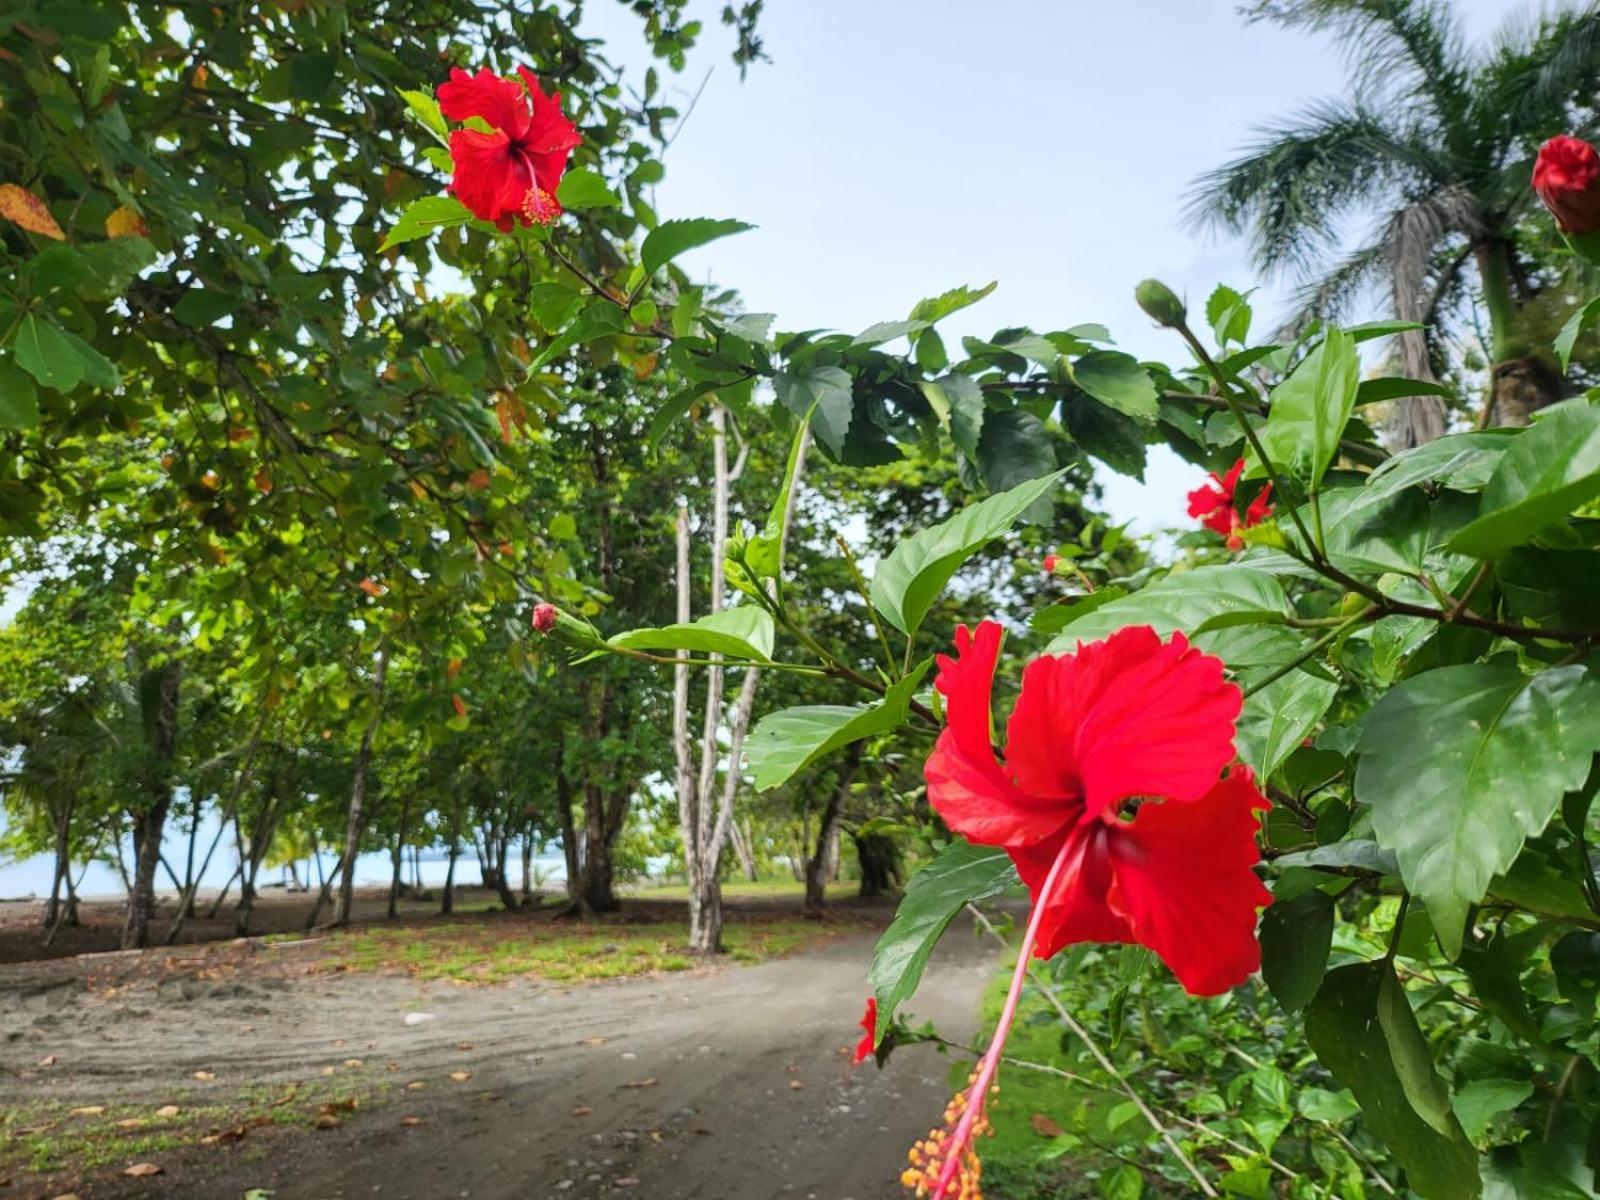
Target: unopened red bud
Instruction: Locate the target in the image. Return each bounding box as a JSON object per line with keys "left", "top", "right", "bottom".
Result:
{"left": 1042, "top": 554, "right": 1060, "bottom": 574}
{"left": 1534, "top": 135, "right": 1600, "bottom": 236}
{"left": 532, "top": 602, "right": 558, "bottom": 633}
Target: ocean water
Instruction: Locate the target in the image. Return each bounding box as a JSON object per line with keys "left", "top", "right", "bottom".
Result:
{"left": 0, "top": 808, "right": 567, "bottom": 902}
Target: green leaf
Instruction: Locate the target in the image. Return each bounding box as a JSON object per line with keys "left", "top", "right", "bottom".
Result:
{"left": 1550, "top": 931, "right": 1600, "bottom": 1008}
{"left": 744, "top": 662, "right": 931, "bottom": 792}
{"left": 11, "top": 314, "right": 84, "bottom": 392}
{"left": 1275, "top": 840, "right": 1398, "bottom": 875}
{"left": 171, "top": 288, "right": 242, "bottom": 328}
{"left": 1454, "top": 1080, "right": 1534, "bottom": 1146}
{"left": 1447, "top": 401, "right": 1600, "bottom": 558}
{"left": 852, "top": 318, "right": 929, "bottom": 347}
{"left": 77, "top": 236, "right": 157, "bottom": 299}
{"left": 1555, "top": 295, "right": 1600, "bottom": 371}
{"left": 1031, "top": 586, "right": 1130, "bottom": 635}
{"left": 919, "top": 374, "right": 985, "bottom": 460}
{"left": 1356, "top": 377, "right": 1455, "bottom": 407}
{"left": 55, "top": 327, "right": 117, "bottom": 390}
{"left": 977, "top": 408, "right": 1060, "bottom": 491}
{"left": 289, "top": 50, "right": 337, "bottom": 100}
{"left": 871, "top": 470, "right": 1066, "bottom": 638}
{"left": 909, "top": 281, "right": 997, "bottom": 325}
{"left": 745, "top": 410, "right": 812, "bottom": 580}
{"left": 640, "top": 218, "right": 753, "bottom": 275}
{"left": 398, "top": 87, "right": 448, "bottom": 143}
{"left": 1257, "top": 327, "right": 1359, "bottom": 490}
{"left": 1357, "top": 663, "right": 1600, "bottom": 957}
{"left": 1364, "top": 432, "right": 1512, "bottom": 502}
{"left": 379, "top": 195, "right": 474, "bottom": 252}
{"left": 868, "top": 840, "right": 1017, "bottom": 1032}
{"left": 774, "top": 366, "right": 852, "bottom": 455}
{"left": 1259, "top": 890, "right": 1334, "bottom": 1012}
{"left": 1044, "top": 565, "right": 1288, "bottom": 651}
{"left": 1070, "top": 351, "right": 1158, "bottom": 421}
{"left": 608, "top": 606, "right": 775, "bottom": 662}
{"left": 1346, "top": 319, "right": 1426, "bottom": 342}
{"left": 555, "top": 169, "right": 620, "bottom": 210}
{"left": 1207, "top": 284, "right": 1253, "bottom": 347}
{"left": 1237, "top": 669, "right": 1337, "bottom": 780}
{"left": 0, "top": 358, "right": 41, "bottom": 427}
{"left": 1305, "top": 963, "right": 1480, "bottom": 1200}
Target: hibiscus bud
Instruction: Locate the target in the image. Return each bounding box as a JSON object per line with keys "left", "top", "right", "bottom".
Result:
{"left": 531, "top": 602, "right": 558, "bottom": 633}
{"left": 1135, "top": 278, "right": 1186, "bottom": 329}
{"left": 1534, "top": 136, "right": 1600, "bottom": 236}
{"left": 1042, "top": 554, "right": 1061, "bottom": 574}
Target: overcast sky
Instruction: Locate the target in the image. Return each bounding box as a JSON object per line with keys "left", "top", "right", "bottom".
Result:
{"left": 577, "top": 0, "right": 1526, "bottom": 531}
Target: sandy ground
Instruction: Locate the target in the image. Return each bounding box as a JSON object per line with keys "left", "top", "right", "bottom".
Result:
{"left": 1, "top": 903, "right": 996, "bottom": 1200}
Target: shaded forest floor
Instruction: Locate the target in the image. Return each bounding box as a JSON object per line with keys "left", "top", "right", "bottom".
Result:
{"left": 0, "top": 888, "right": 995, "bottom": 1199}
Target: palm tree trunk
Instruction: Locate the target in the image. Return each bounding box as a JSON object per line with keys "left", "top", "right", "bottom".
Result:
{"left": 1477, "top": 241, "right": 1564, "bottom": 427}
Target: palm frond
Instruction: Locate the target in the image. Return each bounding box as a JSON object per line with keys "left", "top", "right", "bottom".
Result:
{"left": 1185, "top": 101, "right": 1430, "bottom": 275}
{"left": 1479, "top": 2, "right": 1600, "bottom": 139}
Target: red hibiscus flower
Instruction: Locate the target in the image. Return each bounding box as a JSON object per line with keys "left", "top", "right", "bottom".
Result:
{"left": 853, "top": 997, "right": 877, "bottom": 1065}
{"left": 906, "top": 621, "right": 1269, "bottom": 1200}
{"left": 531, "top": 602, "right": 558, "bottom": 633}
{"left": 1187, "top": 457, "right": 1273, "bottom": 550}
{"left": 436, "top": 66, "right": 581, "bottom": 230}
{"left": 1534, "top": 135, "right": 1600, "bottom": 236}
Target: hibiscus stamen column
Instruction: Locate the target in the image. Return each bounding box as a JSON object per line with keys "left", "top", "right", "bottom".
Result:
{"left": 903, "top": 834, "right": 1076, "bottom": 1200}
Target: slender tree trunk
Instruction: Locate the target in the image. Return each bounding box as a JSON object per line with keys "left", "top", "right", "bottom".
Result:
{"left": 302, "top": 854, "right": 345, "bottom": 932}
{"left": 492, "top": 828, "right": 518, "bottom": 912}
{"left": 729, "top": 819, "right": 758, "bottom": 882}
{"left": 387, "top": 794, "right": 412, "bottom": 919}
{"left": 520, "top": 835, "right": 534, "bottom": 904}
{"left": 43, "top": 799, "right": 72, "bottom": 932}
{"left": 441, "top": 839, "right": 459, "bottom": 915}
{"left": 204, "top": 863, "right": 240, "bottom": 919}
{"left": 333, "top": 648, "right": 389, "bottom": 927}
{"left": 855, "top": 833, "right": 898, "bottom": 898}
{"left": 556, "top": 766, "right": 581, "bottom": 909}
{"left": 122, "top": 652, "right": 182, "bottom": 951}
{"left": 805, "top": 745, "right": 861, "bottom": 915}
{"left": 170, "top": 710, "right": 267, "bottom": 942}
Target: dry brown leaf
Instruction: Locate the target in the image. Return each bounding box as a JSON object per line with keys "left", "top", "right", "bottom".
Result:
{"left": 572, "top": 1105, "right": 592, "bottom": 1117}
{"left": 116, "top": 1119, "right": 145, "bottom": 1130}
{"left": 449, "top": 1071, "right": 471, "bottom": 1082}
{"left": 456, "top": 1041, "right": 474, "bottom": 1051}
{"left": 400, "top": 1116, "right": 423, "bottom": 1127}
{"left": 52, "top": 1192, "right": 85, "bottom": 1199}
{"left": 70, "top": 1106, "right": 105, "bottom": 1116}
{"left": 1030, "top": 1112, "right": 1066, "bottom": 1138}
{"left": 342, "top": 1058, "right": 363, "bottom": 1068}
{"left": 614, "top": 1178, "right": 640, "bottom": 1188}
{"left": 0, "top": 184, "right": 65, "bottom": 240}
{"left": 155, "top": 1105, "right": 181, "bottom": 1118}
{"left": 621, "top": 1078, "right": 657, "bottom": 1089}
{"left": 788, "top": 1080, "right": 805, "bottom": 1090}
{"left": 405, "top": 1081, "right": 425, "bottom": 1091}
{"left": 314, "top": 1114, "right": 340, "bottom": 1130}
{"left": 123, "top": 1163, "right": 163, "bottom": 1178}
{"left": 648, "top": 1130, "right": 663, "bottom": 1143}
{"left": 193, "top": 1070, "right": 216, "bottom": 1081}
{"left": 104, "top": 205, "right": 149, "bottom": 239}
{"left": 320, "top": 1098, "right": 358, "bottom": 1116}
{"left": 37, "top": 1054, "right": 57, "bottom": 1067}
{"left": 581, "top": 1037, "right": 606, "bottom": 1047}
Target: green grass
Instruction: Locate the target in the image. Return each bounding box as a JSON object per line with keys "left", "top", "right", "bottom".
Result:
{"left": 630, "top": 877, "right": 857, "bottom": 901}
{"left": 314, "top": 916, "right": 833, "bottom": 983}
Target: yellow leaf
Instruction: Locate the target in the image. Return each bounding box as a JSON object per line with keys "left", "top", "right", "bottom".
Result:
{"left": 105, "top": 205, "right": 149, "bottom": 239}
{"left": 0, "top": 183, "right": 65, "bottom": 240}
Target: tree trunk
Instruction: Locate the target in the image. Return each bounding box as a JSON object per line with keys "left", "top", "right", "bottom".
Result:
{"left": 578, "top": 783, "right": 622, "bottom": 913}
{"left": 441, "top": 838, "right": 459, "bottom": 915}
{"left": 333, "top": 648, "right": 389, "bottom": 927}
{"left": 387, "top": 794, "right": 412, "bottom": 920}
{"left": 804, "top": 745, "right": 861, "bottom": 916}
{"left": 43, "top": 799, "right": 72, "bottom": 932}
{"left": 729, "top": 819, "right": 758, "bottom": 882}
{"left": 121, "top": 652, "right": 182, "bottom": 951}
{"left": 302, "top": 853, "right": 344, "bottom": 932}
{"left": 556, "top": 755, "right": 581, "bottom": 909}
{"left": 521, "top": 836, "right": 534, "bottom": 904}
{"left": 855, "top": 832, "right": 899, "bottom": 899}
{"left": 493, "top": 830, "right": 518, "bottom": 912}
{"left": 1485, "top": 355, "right": 1563, "bottom": 428}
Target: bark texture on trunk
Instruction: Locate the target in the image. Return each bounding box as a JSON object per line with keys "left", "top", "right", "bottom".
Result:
{"left": 804, "top": 744, "right": 862, "bottom": 915}
{"left": 121, "top": 653, "right": 181, "bottom": 950}
{"left": 1485, "top": 355, "right": 1563, "bottom": 428}
{"left": 333, "top": 648, "right": 389, "bottom": 927}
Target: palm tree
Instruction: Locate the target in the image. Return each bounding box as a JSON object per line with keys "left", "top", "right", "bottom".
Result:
{"left": 1189, "top": 0, "right": 1600, "bottom": 444}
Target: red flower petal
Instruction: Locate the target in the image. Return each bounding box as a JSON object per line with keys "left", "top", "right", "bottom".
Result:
{"left": 853, "top": 996, "right": 877, "bottom": 1065}
{"left": 1105, "top": 768, "right": 1272, "bottom": 995}
{"left": 447, "top": 128, "right": 531, "bottom": 225}
{"left": 1186, "top": 481, "right": 1226, "bottom": 520}
{"left": 925, "top": 623, "right": 1069, "bottom": 849}
{"left": 1244, "top": 481, "right": 1275, "bottom": 528}
{"left": 437, "top": 67, "right": 531, "bottom": 140}
{"left": 1011, "top": 825, "right": 1131, "bottom": 955}
{"left": 1004, "top": 626, "right": 1241, "bottom": 819}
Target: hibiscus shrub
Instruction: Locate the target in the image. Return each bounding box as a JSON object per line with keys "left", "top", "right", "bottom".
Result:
{"left": 403, "top": 87, "right": 1600, "bottom": 1199}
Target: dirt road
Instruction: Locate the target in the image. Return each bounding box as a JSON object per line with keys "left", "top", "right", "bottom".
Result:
{"left": 3, "top": 919, "right": 995, "bottom": 1200}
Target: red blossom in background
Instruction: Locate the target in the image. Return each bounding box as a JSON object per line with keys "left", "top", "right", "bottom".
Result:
{"left": 532, "top": 602, "right": 558, "bottom": 633}
{"left": 1534, "top": 135, "right": 1600, "bottom": 236}
{"left": 1041, "top": 554, "right": 1060, "bottom": 574}
{"left": 853, "top": 997, "right": 877, "bottom": 1065}
{"left": 1187, "top": 457, "right": 1273, "bottom": 550}
{"left": 436, "top": 66, "right": 581, "bottom": 230}
{"left": 907, "top": 621, "right": 1270, "bottom": 1200}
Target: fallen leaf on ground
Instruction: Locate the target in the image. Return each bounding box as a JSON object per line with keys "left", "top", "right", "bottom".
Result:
{"left": 621, "top": 1078, "right": 657, "bottom": 1089}
{"left": 457, "top": 1042, "right": 474, "bottom": 1051}
{"left": 572, "top": 1106, "right": 592, "bottom": 1117}
{"left": 788, "top": 1080, "right": 805, "bottom": 1090}
{"left": 449, "top": 1071, "right": 471, "bottom": 1082}
{"left": 200, "top": 1125, "right": 249, "bottom": 1146}
{"left": 155, "top": 1105, "right": 181, "bottom": 1118}
{"left": 314, "top": 1114, "right": 340, "bottom": 1130}
{"left": 70, "top": 1106, "right": 106, "bottom": 1116}
{"left": 320, "top": 1098, "right": 358, "bottom": 1115}
{"left": 193, "top": 1070, "right": 216, "bottom": 1081}
{"left": 405, "top": 1081, "right": 425, "bottom": 1091}
{"left": 116, "top": 1119, "right": 145, "bottom": 1129}
{"left": 124, "top": 1163, "right": 163, "bottom": 1178}
{"left": 614, "top": 1178, "right": 640, "bottom": 1188}
{"left": 49, "top": 1193, "right": 82, "bottom": 1200}
{"left": 649, "top": 1130, "right": 663, "bottom": 1143}
{"left": 400, "top": 1116, "right": 423, "bottom": 1127}
{"left": 1030, "top": 1113, "right": 1066, "bottom": 1138}
{"left": 581, "top": 1037, "right": 606, "bottom": 1046}
{"left": 342, "top": 1059, "right": 363, "bottom": 1068}
{"left": 37, "top": 1055, "right": 57, "bottom": 1067}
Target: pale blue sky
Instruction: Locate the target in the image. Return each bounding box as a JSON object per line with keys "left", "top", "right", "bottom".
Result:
{"left": 579, "top": 0, "right": 1526, "bottom": 530}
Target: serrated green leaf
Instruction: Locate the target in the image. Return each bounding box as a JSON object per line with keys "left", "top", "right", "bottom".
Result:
{"left": 1237, "top": 668, "right": 1337, "bottom": 780}
{"left": 774, "top": 365, "right": 852, "bottom": 455}
{"left": 640, "top": 217, "right": 753, "bottom": 275}
{"left": 1363, "top": 431, "right": 1512, "bottom": 502}
{"left": 1447, "top": 401, "right": 1600, "bottom": 558}
{"left": 1044, "top": 565, "right": 1288, "bottom": 651}
{"left": 1070, "top": 351, "right": 1158, "bottom": 421}
{"left": 868, "top": 840, "right": 1017, "bottom": 1033}
{"left": 398, "top": 87, "right": 449, "bottom": 143}
{"left": 1257, "top": 326, "right": 1359, "bottom": 490}
{"left": 379, "top": 195, "right": 474, "bottom": 252}
{"left": 871, "top": 470, "right": 1066, "bottom": 638}
{"left": 919, "top": 374, "right": 985, "bottom": 460}
{"left": 608, "top": 606, "right": 775, "bottom": 662}
{"left": 1357, "top": 663, "right": 1600, "bottom": 957}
